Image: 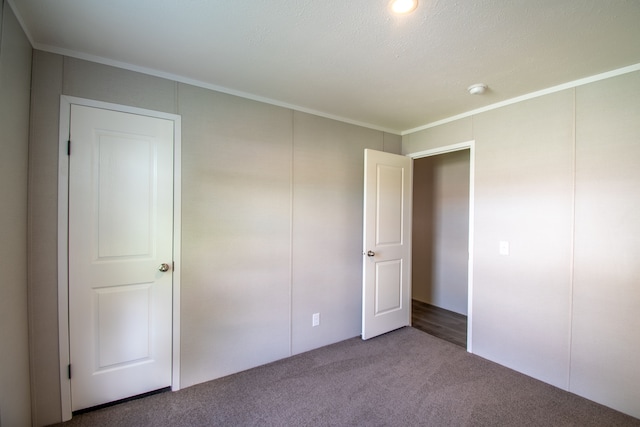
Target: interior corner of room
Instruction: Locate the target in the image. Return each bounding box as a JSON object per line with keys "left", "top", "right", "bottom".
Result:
{"left": 2, "top": 0, "right": 640, "bottom": 425}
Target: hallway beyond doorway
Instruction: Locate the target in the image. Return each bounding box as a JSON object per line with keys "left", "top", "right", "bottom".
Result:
{"left": 412, "top": 300, "right": 467, "bottom": 348}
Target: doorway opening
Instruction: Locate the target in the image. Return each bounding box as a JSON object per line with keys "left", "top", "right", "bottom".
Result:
{"left": 409, "top": 142, "right": 474, "bottom": 351}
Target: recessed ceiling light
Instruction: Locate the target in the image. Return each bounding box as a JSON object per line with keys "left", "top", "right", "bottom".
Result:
{"left": 467, "top": 83, "right": 488, "bottom": 95}
{"left": 390, "top": 0, "right": 418, "bottom": 14}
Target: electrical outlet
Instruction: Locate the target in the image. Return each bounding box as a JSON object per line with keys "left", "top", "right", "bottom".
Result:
{"left": 312, "top": 312, "right": 320, "bottom": 327}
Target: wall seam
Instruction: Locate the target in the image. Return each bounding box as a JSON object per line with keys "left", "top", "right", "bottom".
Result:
{"left": 174, "top": 80, "right": 178, "bottom": 114}
{"left": 26, "top": 48, "right": 37, "bottom": 427}
{"left": 288, "top": 109, "right": 295, "bottom": 357}
{"left": 62, "top": 55, "right": 66, "bottom": 95}
{"left": 567, "top": 86, "right": 577, "bottom": 391}
{"left": 0, "top": 0, "right": 5, "bottom": 58}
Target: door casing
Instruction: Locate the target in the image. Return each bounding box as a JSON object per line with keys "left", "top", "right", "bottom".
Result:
{"left": 408, "top": 141, "right": 475, "bottom": 352}
{"left": 57, "top": 96, "right": 182, "bottom": 421}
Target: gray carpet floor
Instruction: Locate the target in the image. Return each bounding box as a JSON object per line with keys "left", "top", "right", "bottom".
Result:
{"left": 52, "top": 327, "right": 640, "bottom": 426}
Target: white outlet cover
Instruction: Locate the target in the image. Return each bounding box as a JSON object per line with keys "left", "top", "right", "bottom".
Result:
{"left": 499, "top": 241, "right": 510, "bottom": 255}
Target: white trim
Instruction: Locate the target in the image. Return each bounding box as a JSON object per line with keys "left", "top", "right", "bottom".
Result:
{"left": 57, "top": 97, "right": 72, "bottom": 422}
{"left": 171, "top": 111, "right": 182, "bottom": 393}
{"left": 57, "top": 96, "right": 182, "bottom": 421}
{"left": 408, "top": 141, "right": 475, "bottom": 353}
{"left": 402, "top": 63, "right": 640, "bottom": 135}
{"left": 408, "top": 141, "right": 474, "bottom": 159}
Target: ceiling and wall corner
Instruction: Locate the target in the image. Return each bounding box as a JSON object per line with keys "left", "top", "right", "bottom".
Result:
{"left": 7, "top": 0, "right": 640, "bottom": 134}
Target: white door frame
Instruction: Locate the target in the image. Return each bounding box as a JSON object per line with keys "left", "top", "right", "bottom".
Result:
{"left": 57, "top": 96, "right": 182, "bottom": 421}
{"left": 407, "top": 141, "right": 474, "bottom": 352}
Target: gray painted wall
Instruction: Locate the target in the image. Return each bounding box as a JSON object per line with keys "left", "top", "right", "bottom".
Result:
{"left": 28, "top": 52, "right": 400, "bottom": 425}
{"left": 571, "top": 71, "right": 640, "bottom": 416}
{"left": 14, "top": 11, "right": 639, "bottom": 422}
{"left": 412, "top": 151, "right": 469, "bottom": 315}
{"left": 0, "top": 3, "right": 32, "bottom": 426}
{"left": 403, "top": 72, "right": 640, "bottom": 419}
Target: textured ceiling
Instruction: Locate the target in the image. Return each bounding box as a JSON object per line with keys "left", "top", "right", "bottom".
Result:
{"left": 9, "top": 0, "right": 640, "bottom": 133}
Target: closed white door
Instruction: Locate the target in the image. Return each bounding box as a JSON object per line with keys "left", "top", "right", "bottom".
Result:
{"left": 68, "top": 104, "right": 174, "bottom": 411}
{"left": 362, "top": 149, "right": 412, "bottom": 340}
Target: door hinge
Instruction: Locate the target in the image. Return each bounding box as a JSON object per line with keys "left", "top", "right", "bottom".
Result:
{"left": 68, "top": 364, "right": 71, "bottom": 379}
{"left": 67, "top": 140, "right": 71, "bottom": 156}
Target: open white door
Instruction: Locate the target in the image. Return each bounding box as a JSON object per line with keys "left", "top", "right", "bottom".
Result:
{"left": 68, "top": 104, "right": 174, "bottom": 411}
{"left": 362, "top": 149, "right": 412, "bottom": 340}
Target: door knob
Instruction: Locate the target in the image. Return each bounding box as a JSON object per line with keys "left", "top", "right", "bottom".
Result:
{"left": 367, "top": 250, "right": 375, "bottom": 257}
{"left": 158, "top": 263, "right": 170, "bottom": 272}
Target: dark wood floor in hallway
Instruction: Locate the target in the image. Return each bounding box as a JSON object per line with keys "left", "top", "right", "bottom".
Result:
{"left": 412, "top": 299, "right": 467, "bottom": 348}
